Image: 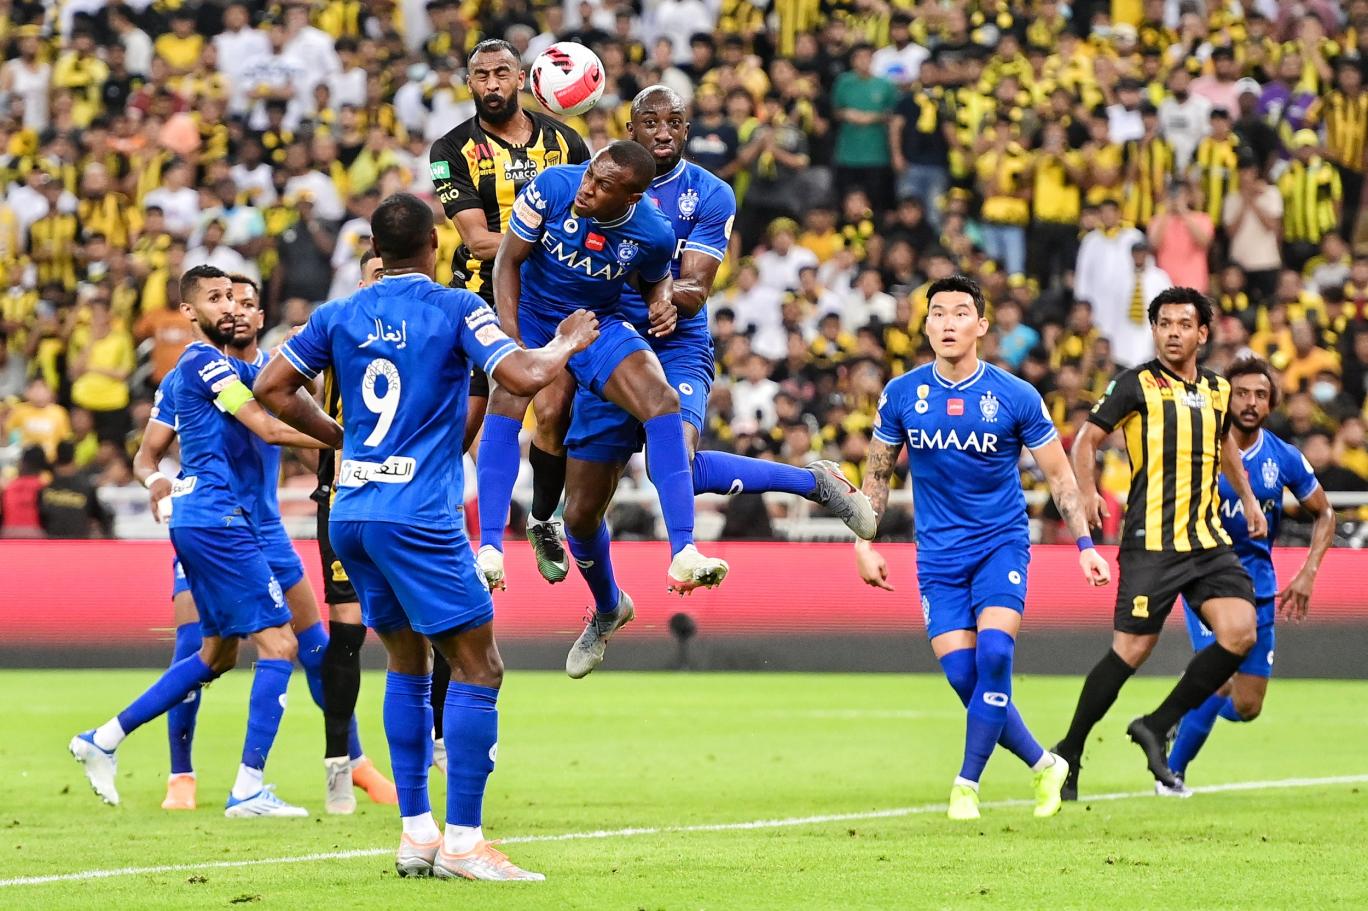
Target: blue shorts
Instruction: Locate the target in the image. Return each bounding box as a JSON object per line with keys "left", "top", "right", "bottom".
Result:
{"left": 1183, "top": 595, "right": 1276, "bottom": 678}
{"left": 329, "top": 520, "right": 493, "bottom": 637}
{"left": 565, "top": 342, "right": 713, "bottom": 464}
{"left": 916, "top": 540, "right": 1030, "bottom": 639}
{"left": 519, "top": 307, "right": 650, "bottom": 396}
{"left": 171, "top": 520, "right": 304, "bottom": 600}
{"left": 169, "top": 523, "right": 291, "bottom": 639}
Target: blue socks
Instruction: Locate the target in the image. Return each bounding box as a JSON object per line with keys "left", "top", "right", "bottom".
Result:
{"left": 166, "top": 622, "right": 203, "bottom": 775}
{"left": 295, "top": 621, "right": 362, "bottom": 761}
{"left": 1170, "top": 694, "right": 1245, "bottom": 776}
{"left": 444, "top": 682, "right": 499, "bottom": 828}
{"left": 692, "top": 450, "right": 817, "bottom": 497}
{"left": 938, "top": 647, "right": 1046, "bottom": 769}
{"left": 240, "top": 659, "right": 293, "bottom": 770}
{"left": 477, "top": 415, "right": 523, "bottom": 551}
{"left": 643, "top": 414, "right": 695, "bottom": 555}
{"left": 957, "top": 630, "right": 1018, "bottom": 784}
{"left": 566, "top": 521, "right": 622, "bottom": 614}
{"left": 117, "top": 653, "right": 217, "bottom": 737}
{"left": 383, "top": 670, "right": 434, "bottom": 819}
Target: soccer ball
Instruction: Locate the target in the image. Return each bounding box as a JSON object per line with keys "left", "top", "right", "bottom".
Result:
{"left": 529, "top": 42, "right": 606, "bottom": 117}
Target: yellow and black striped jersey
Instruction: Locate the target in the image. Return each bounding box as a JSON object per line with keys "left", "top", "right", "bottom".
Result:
{"left": 428, "top": 110, "right": 589, "bottom": 298}
{"left": 1088, "top": 361, "right": 1233, "bottom": 553}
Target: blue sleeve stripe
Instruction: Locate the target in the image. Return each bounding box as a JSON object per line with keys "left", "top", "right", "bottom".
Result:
{"left": 872, "top": 429, "right": 903, "bottom": 446}
{"left": 642, "top": 265, "right": 671, "bottom": 282}
{"left": 683, "top": 240, "right": 725, "bottom": 261}
{"left": 1026, "top": 430, "right": 1059, "bottom": 449}
{"left": 279, "top": 343, "right": 320, "bottom": 380}
{"left": 1291, "top": 478, "right": 1320, "bottom": 501}
{"left": 508, "top": 220, "right": 540, "bottom": 243}
{"left": 482, "top": 341, "right": 519, "bottom": 377}
{"left": 148, "top": 416, "right": 176, "bottom": 430}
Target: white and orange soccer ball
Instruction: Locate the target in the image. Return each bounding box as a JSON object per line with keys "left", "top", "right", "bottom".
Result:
{"left": 529, "top": 42, "right": 606, "bottom": 117}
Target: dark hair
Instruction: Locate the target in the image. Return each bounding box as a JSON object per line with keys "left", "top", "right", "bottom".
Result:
{"left": 370, "top": 192, "right": 434, "bottom": 260}
{"left": 54, "top": 440, "right": 76, "bottom": 467}
{"left": 1226, "top": 355, "right": 1280, "bottom": 408}
{"left": 179, "top": 264, "right": 230, "bottom": 302}
{"left": 602, "top": 140, "right": 657, "bottom": 191}
{"left": 469, "top": 38, "right": 519, "bottom": 65}
{"left": 228, "top": 273, "right": 260, "bottom": 294}
{"left": 926, "top": 274, "right": 987, "bottom": 316}
{"left": 631, "top": 84, "right": 685, "bottom": 117}
{"left": 359, "top": 249, "right": 378, "bottom": 270}
{"left": 1147, "top": 286, "right": 1215, "bottom": 327}
{"left": 18, "top": 445, "right": 47, "bottom": 476}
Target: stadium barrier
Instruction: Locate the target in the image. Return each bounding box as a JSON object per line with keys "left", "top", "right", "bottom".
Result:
{"left": 3, "top": 541, "right": 1366, "bottom": 677}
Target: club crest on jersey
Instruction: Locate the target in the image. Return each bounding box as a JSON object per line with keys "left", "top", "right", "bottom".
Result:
{"left": 979, "top": 390, "right": 1000, "bottom": 422}
{"left": 617, "top": 239, "right": 639, "bottom": 263}
{"left": 914, "top": 384, "right": 930, "bottom": 413}
{"left": 544, "top": 150, "right": 562, "bottom": 166}
{"left": 1261, "top": 457, "right": 1279, "bottom": 488}
{"left": 677, "top": 188, "right": 700, "bottom": 218}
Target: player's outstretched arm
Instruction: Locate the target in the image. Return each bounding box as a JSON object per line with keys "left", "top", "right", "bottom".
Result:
{"left": 1033, "top": 437, "right": 1111, "bottom": 587}
{"left": 1220, "top": 429, "right": 1267, "bottom": 538}
{"left": 492, "top": 232, "right": 535, "bottom": 344}
{"left": 854, "top": 437, "right": 899, "bottom": 591}
{"left": 1280, "top": 484, "right": 1335, "bottom": 621}
{"left": 133, "top": 419, "right": 176, "bottom": 523}
{"left": 252, "top": 358, "right": 344, "bottom": 450}
{"left": 490, "top": 309, "right": 600, "bottom": 397}
{"left": 1070, "top": 422, "right": 1110, "bottom": 529}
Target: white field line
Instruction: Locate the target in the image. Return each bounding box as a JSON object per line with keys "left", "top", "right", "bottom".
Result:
{"left": 2, "top": 773, "right": 1365, "bottom": 888}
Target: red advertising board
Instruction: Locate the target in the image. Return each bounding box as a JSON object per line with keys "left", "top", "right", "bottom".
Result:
{"left": 4, "top": 541, "right": 1368, "bottom": 647}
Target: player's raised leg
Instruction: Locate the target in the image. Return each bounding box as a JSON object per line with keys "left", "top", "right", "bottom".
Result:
{"left": 72, "top": 629, "right": 226, "bottom": 807}
{"left": 562, "top": 457, "right": 634, "bottom": 678}
{"left": 597, "top": 350, "right": 726, "bottom": 592}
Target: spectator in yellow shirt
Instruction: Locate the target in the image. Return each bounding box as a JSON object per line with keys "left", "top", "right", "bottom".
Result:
{"left": 154, "top": 11, "right": 204, "bottom": 76}
{"left": 5, "top": 376, "right": 70, "bottom": 462}
{"left": 51, "top": 29, "right": 109, "bottom": 128}
{"left": 1281, "top": 319, "right": 1341, "bottom": 394}
{"left": 68, "top": 299, "right": 135, "bottom": 442}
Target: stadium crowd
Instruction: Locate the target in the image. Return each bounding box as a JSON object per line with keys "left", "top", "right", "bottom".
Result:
{"left": 1, "top": 0, "right": 1368, "bottom": 541}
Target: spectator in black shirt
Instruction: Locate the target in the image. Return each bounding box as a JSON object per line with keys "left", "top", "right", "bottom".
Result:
{"left": 890, "top": 59, "right": 951, "bottom": 227}
{"left": 884, "top": 196, "right": 937, "bottom": 254}
{"left": 684, "top": 83, "right": 740, "bottom": 179}
{"left": 39, "top": 441, "right": 112, "bottom": 539}
{"left": 1303, "top": 429, "right": 1368, "bottom": 494}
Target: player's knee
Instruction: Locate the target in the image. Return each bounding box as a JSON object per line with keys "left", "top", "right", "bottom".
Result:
{"left": 562, "top": 502, "right": 599, "bottom": 540}
{"left": 465, "top": 656, "right": 504, "bottom": 690}
{"left": 975, "top": 631, "right": 1014, "bottom": 681}
{"left": 636, "top": 382, "right": 680, "bottom": 420}
{"left": 1217, "top": 624, "right": 1257, "bottom": 656}
{"left": 1232, "top": 696, "right": 1262, "bottom": 721}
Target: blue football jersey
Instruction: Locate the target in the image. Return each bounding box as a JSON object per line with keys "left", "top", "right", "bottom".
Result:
{"left": 1218, "top": 429, "right": 1319, "bottom": 599}
{"left": 507, "top": 163, "right": 675, "bottom": 320}
{"left": 153, "top": 349, "right": 283, "bottom": 524}
{"left": 873, "top": 361, "right": 1059, "bottom": 554}
{"left": 280, "top": 274, "right": 519, "bottom": 528}
{"left": 165, "top": 341, "right": 270, "bottom": 529}
{"left": 619, "top": 159, "right": 735, "bottom": 353}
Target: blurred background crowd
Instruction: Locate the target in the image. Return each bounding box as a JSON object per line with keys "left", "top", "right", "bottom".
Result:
{"left": 1, "top": 0, "right": 1367, "bottom": 542}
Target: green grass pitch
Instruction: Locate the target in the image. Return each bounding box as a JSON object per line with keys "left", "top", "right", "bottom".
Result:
{"left": 2, "top": 670, "right": 1365, "bottom": 910}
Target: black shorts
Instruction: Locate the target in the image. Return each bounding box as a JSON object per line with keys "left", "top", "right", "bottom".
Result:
{"left": 1114, "top": 546, "right": 1255, "bottom": 635}
{"left": 316, "top": 496, "right": 358, "bottom": 605}
{"left": 470, "top": 366, "right": 490, "bottom": 398}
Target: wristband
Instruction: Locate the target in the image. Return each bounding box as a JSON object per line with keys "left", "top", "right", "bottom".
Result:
{"left": 1076, "top": 536, "right": 1094, "bottom": 552}
{"left": 144, "top": 471, "right": 168, "bottom": 490}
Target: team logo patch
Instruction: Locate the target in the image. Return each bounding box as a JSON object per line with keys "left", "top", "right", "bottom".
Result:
{"left": 544, "top": 150, "right": 562, "bottom": 166}
{"left": 513, "top": 196, "right": 543, "bottom": 228}
{"left": 979, "top": 390, "right": 1000, "bottom": 422}
{"left": 1008, "top": 570, "right": 1022, "bottom": 585}
{"left": 268, "top": 577, "right": 284, "bottom": 607}
{"left": 564, "top": 217, "right": 580, "bottom": 234}
{"left": 920, "top": 595, "right": 931, "bottom": 624}
{"left": 679, "top": 382, "right": 694, "bottom": 395}
{"left": 914, "top": 400, "right": 929, "bottom": 414}
{"left": 617, "top": 239, "right": 639, "bottom": 263}
{"left": 1261, "top": 457, "right": 1279, "bottom": 488}
{"left": 430, "top": 160, "right": 451, "bottom": 180}
{"left": 678, "top": 188, "right": 700, "bottom": 218}
{"left": 916, "top": 384, "right": 929, "bottom": 400}
{"left": 475, "top": 324, "right": 507, "bottom": 346}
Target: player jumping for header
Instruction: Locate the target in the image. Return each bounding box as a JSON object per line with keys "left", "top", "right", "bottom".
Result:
{"left": 854, "top": 274, "right": 1110, "bottom": 820}
{"left": 557, "top": 86, "right": 875, "bottom": 678}
{"left": 474, "top": 140, "right": 729, "bottom": 595}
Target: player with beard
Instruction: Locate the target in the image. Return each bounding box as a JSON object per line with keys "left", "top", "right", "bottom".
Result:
{"left": 73, "top": 266, "right": 339, "bottom": 816}
{"left": 133, "top": 274, "right": 396, "bottom": 813}
{"left": 556, "top": 86, "right": 876, "bottom": 678}
{"left": 429, "top": 38, "right": 589, "bottom": 586}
